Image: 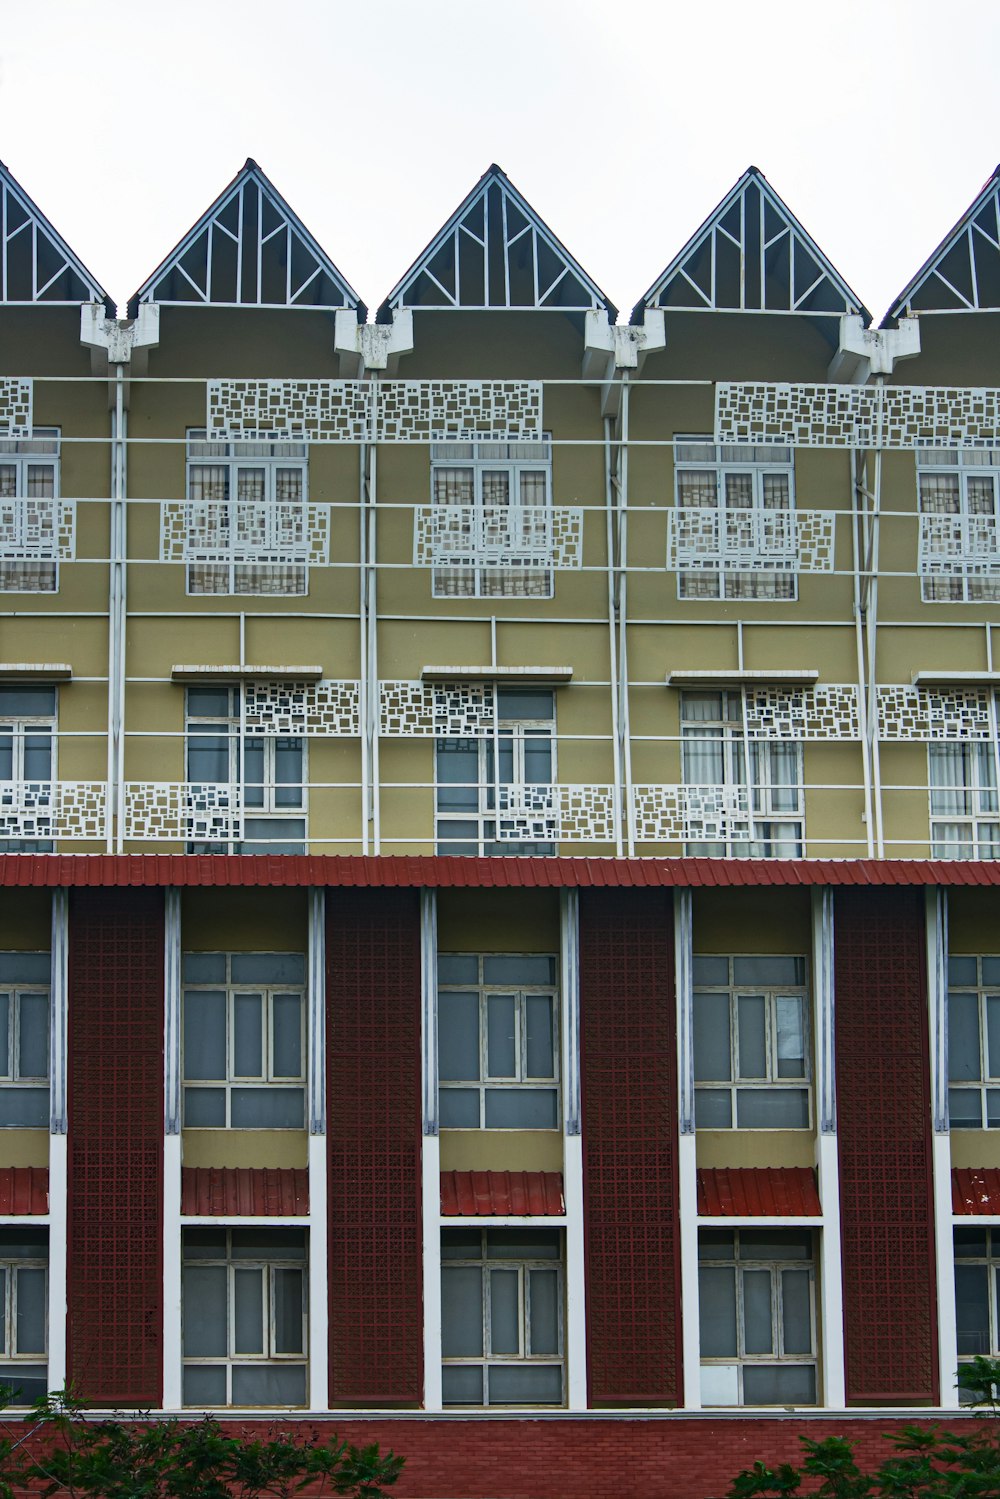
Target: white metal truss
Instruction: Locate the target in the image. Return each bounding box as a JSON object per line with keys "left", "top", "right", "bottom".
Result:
{"left": 0, "top": 162, "right": 109, "bottom": 306}
{"left": 381, "top": 164, "right": 613, "bottom": 314}
{"left": 205, "top": 379, "right": 543, "bottom": 444}
{"left": 920, "top": 512, "right": 1000, "bottom": 588}
{"left": 413, "top": 504, "right": 584, "bottom": 573}
{"left": 242, "top": 680, "right": 360, "bottom": 737}
{"left": 889, "top": 168, "right": 1000, "bottom": 317}
{"left": 0, "top": 379, "right": 32, "bottom": 438}
{"left": 634, "top": 167, "right": 867, "bottom": 320}
{"left": 666, "top": 506, "right": 835, "bottom": 574}
{"left": 0, "top": 781, "right": 106, "bottom": 841}
{"left": 160, "top": 498, "right": 330, "bottom": 567}
{"left": 631, "top": 784, "right": 752, "bottom": 844}
{"left": 123, "top": 782, "right": 242, "bottom": 843}
{"left": 743, "top": 686, "right": 861, "bottom": 741}
{"left": 716, "top": 382, "right": 1000, "bottom": 449}
{"left": 131, "top": 159, "right": 363, "bottom": 313}
{"left": 876, "top": 685, "right": 994, "bottom": 741}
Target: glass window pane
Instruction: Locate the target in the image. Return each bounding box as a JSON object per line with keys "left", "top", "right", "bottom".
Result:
{"left": 525, "top": 996, "right": 555, "bottom": 1079}
{"left": 950, "top": 992, "right": 982, "bottom": 1081}
{"left": 14, "top": 1267, "right": 45, "bottom": 1356}
{"left": 987, "top": 1089, "right": 1000, "bottom": 1128}
{"left": 17, "top": 993, "right": 48, "bottom": 1079}
{"left": 439, "top": 1088, "right": 480, "bottom": 1128}
{"left": 736, "top": 1089, "right": 810, "bottom": 1128}
{"left": 692, "top": 956, "right": 729, "bottom": 986}
{"left": 442, "top": 1364, "right": 483, "bottom": 1405}
{"left": 497, "top": 691, "right": 553, "bottom": 721}
{"left": 987, "top": 996, "right": 1000, "bottom": 1079}
{"left": 486, "top": 996, "right": 516, "bottom": 1078}
{"left": 436, "top": 743, "right": 481, "bottom": 810}
{"left": 183, "top": 1266, "right": 227, "bottom": 1356}
{"left": 233, "top": 994, "right": 263, "bottom": 1077}
{"left": 694, "top": 993, "right": 731, "bottom": 1081}
{"left": 272, "top": 1269, "right": 304, "bottom": 1355}
{"left": 781, "top": 1269, "right": 813, "bottom": 1355}
{"left": 183, "top": 1364, "right": 227, "bottom": 1407}
{"left": 489, "top": 1268, "right": 520, "bottom": 1355}
{"left": 230, "top": 1229, "right": 305, "bottom": 1259}
{"left": 233, "top": 1267, "right": 264, "bottom": 1355}
{"left": 0, "top": 1268, "right": 6, "bottom": 1354}
{"left": 699, "top": 1266, "right": 737, "bottom": 1356}
{"left": 438, "top": 955, "right": 479, "bottom": 985}
{"left": 522, "top": 737, "right": 552, "bottom": 784}
{"left": 0, "top": 994, "right": 9, "bottom": 1077}
{"left": 0, "top": 955, "right": 49, "bottom": 985}
{"left": 488, "top": 1364, "right": 562, "bottom": 1404}
{"left": 700, "top": 1362, "right": 739, "bottom": 1406}
{"left": 528, "top": 1268, "right": 559, "bottom": 1356}
{"left": 438, "top": 993, "right": 479, "bottom": 1081}
{"left": 441, "top": 1266, "right": 483, "bottom": 1357}
{"left": 188, "top": 688, "right": 232, "bottom": 719}
{"left": 775, "top": 997, "right": 805, "bottom": 1078}
{"left": 230, "top": 1087, "right": 303, "bottom": 1129}
{"left": 188, "top": 737, "right": 230, "bottom": 784}
{"left": 742, "top": 1269, "right": 774, "bottom": 1354}
{"left": 482, "top": 956, "right": 556, "bottom": 986}
{"left": 742, "top": 1364, "right": 816, "bottom": 1405}
{"left": 950, "top": 957, "right": 979, "bottom": 985}
{"left": 740, "top": 1230, "right": 812, "bottom": 1259}
{"left": 232, "top": 1365, "right": 306, "bottom": 1406}
{"left": 484, "top": 1089, "right": 558, "bottom": 1129}
{"left": 950, "top": 1087, "right": 983, "bottom": 1128}
{"left": 733, "top": 957, "right": 805, "bottom": 986}
{"left": 183, "top": 1229, "right": 228, "bottom": 1259}
{"left": 232, "top": 954, "right": 305, "bottom": 985}
{"left": 983, "top": 959, "right": 1000, "bottom": 986}
{"left": 183, "top": 954, "right": 227, "bottom": 984}
{"left": 271, "top": 995, "right": 302, "bottom": 1079}
{"left": 486, "top": 1230, "right": 561, "bottom": 1260}
{"left": 184, "top": 992, "right": 226, "bottom": 1080}
{"left": 695, "top": 1089, "right": 732, "bottom": 1128}
{"left": 699, "top": 1231, "right": 735, "bottom": 1261}
{"left": 184, "top": 1087, "right": 226, "bottom": 1127}
{"left": 22, "top": 736, "right": 51, "bottom": 780}
{"left": 273, "top": 740, "right": 303, "bottom": 808}
{"left": 955, "top": 1228, "right": 989, "bottom": 1257}
{"left": 737, "top": 995, "right": 767, "bottom": 1078}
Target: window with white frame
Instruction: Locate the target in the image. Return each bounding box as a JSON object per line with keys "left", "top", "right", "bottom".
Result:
{"left": 182, "top": 1227, "right": 307, "bottom": 1408}
{"left": 918, "top": 448, "right": 1000, "bottom": 603}
{"left": 693, "top": 956, "right": 809, "bottom": 1129}
{"left": 186, "top": 687, "right": 305, "bottom": 853}
{"left": 956, "top": 1227, "right": 1000, "bottom": 1382}
{"left": 699, "top": 1229, "right": 817, "bottom": 1407}
{"left": 437, "top": 954, "right": 559, "bottom": 1129}
{"left": 948, "top": 955, "right": 1000, "bottom": 1128}
{"left": 681, "top": 691, "right": 803, "bottom": 857}
{"left": 430, "top": 437, "right": 553, "bottom": 598}
{"left": 929, "top": 738, "right": 1000, "bottom": 858}
{"left": 436, "top": 688, "right": 555, "bottom": 855}
{"left": 0, "top": 1228, "right": 47, "bottom": 1404}
{"left": 0, "top": 953, "right": 49, "bottom": 1128}
{"left": 182, "top": 953, "right": 305, "bottom": 1129}
{"left": 185, "top": 431, "right": 309, "bottom": 595}
{"left": 0, "top": 686, "right": 56, "bottom": 854}
{"left": 674, "top": 438, "right": 796, "bottom": 601}
{"left": 0, "top": 429, "right": 60, "bottom": 593}
{"left": 441, "top": 1228, "right": 564, "bottom": 1407}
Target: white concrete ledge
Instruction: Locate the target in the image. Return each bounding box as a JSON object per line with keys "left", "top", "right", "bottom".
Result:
{"left": 0, "top": 662, "right": 72, "bottom": 680}
{"left": 420, "top": 665, "right": 573, "bottom": 683}
{"left": 666, "top": 668, "right": 819, "bottom": 687}
{"left": 171, "top": 664, "right": 324, "bottom": 682}
{"left": 912, "top": 670, "right": 1000, "bottom": 687}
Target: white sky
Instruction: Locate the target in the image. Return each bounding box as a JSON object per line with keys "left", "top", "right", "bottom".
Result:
{"left": 1, "top": 0, "right": 998, "bottom": 322}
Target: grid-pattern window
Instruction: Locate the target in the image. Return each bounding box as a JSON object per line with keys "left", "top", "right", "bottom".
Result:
{"left": 186, "top": 431, "right": 309, "bottom": 595}
{"left": 956, "top": 1227, "right": 1000, "bottom": 1379}
{"left": 0, "top": 1228, "right": 47, "bottom": 1403}
{"left": 441, "top": 1228, "right": 564, "bottom": 1407}
{"left": 930, "top": 741, "right": 1000, "bottom": 858}
{"left": 182, "top": 1228, "right": 307, "bottom": 1407}
{"left": 674, "top": 438, "right": 795, "bottom": 601}
{"left": 918, "top": 448, "right": 1000, "bottom": 602}
{"left": 436, "top": 689, "right": 555, "bottom": 856}
{"left": 0, "top": 429, "right": 60, "bottom": 593}
{"left": 431, "top": 437, "right": 552, "bottom": 598}
{"left": 699, "top": 1229, "right": 817, "bottom": 1407}
{"left": 182, "top": 953, "right": 305, "bottom": 1129}
{"left": 693, "top": 956, "right": 809, "bottom": 1129}
{"left": 437, "top": 954, "right": 559, "bottom": 1129}
{"left": 948, "top": 955, "right": 1000, "bottom": 1127}
{"left": 0, "top": 952, "right": 49, "bottom": 1128}
{"left": 0, "top": 686, "right": 56, "bottom": 855}
{"left": 186, "top": 687, "right": 305, "bottom": 853}
{"left": 681, "top": 691, "right": 803, "bottom": 857}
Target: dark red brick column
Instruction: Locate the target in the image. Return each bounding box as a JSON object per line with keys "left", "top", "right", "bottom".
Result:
{"left": 67, "top": 888, "right": 164, "bottom": 1405}
{"left": 579, "top": 889, "right": 681, "bottom": 1405}
{"left": 326, "top": 888, "right": 422, "bottom": 1403}
{"left": 835, "top": 887, "right": 938, "bottom": 1403}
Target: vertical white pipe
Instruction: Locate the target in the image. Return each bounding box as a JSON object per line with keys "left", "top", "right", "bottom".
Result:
{"left": 161, "top": 888, "right": 182, "bottom": 1408}
{"left": 812, "top": 888, "right": 845, "bottom": 1408}
{"left": 420, "top": 890, "right": 441, "bottom": 1409}
{"left": 47, "top": 889, "right": 68, "bottom": 1392}
{"left": 674, "top": 889, "right": 700, "bottom": 1407}
{"left": 926, "top": 888, "right": 957, "bottom": 1406}
{"left": 560, "top": 891, "right": 586, "bottom": 1408}
{"left": 307, "top": 889, "right": 329, "bottom": 1411}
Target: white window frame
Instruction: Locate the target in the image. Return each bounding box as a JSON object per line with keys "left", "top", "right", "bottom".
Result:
{"left": 681, "top": 690, "right": 804, "bottom": 857}
{"left": 947, "top": 954, "right": 1000, "bottom": 1128}
{"left": 693, "top": 955, "right": 811, "bottom": 1130}
{"left": 699, "top": 1228, "right": 817, "bottom": 1408}
{"left": 435, "top": 690, "right": 556, "bottom": 856}
{"left": 0, "top": 428, "right": 61, "bottom": 593}
{"left": 185, "top": 430, "right": 310, "bottom": 596}
{"left": 430, "top": 435, "right": 554, "bottom": 599}
{"left": 0, "top": 1231, "right": 48, "bottom": 1402}
{"left": 929, "top": 738, "right": 1000, "bottom": 859}
{"left": 0, "top": 688, "right": 57, "bottom": 854}
{"left": 441, "top": 1228, "right": 565, "bottom": 1408}
{"left": 182, "top": 953, "right": 306, "bottom": 1130}
{"left": 182, "top": 1227, "right": 308, "bottom": 1409}
{"left": 674, "top": 436, "right": 796, "bottom": 601}
{"left": 437, "top": 954, "right": 560, "bottom": 1130}
{"left": 918, "top": 447, "right": 1000, "bottom": 603}
{"left": 185, "top": 686, "right": 306, "bottom": 853}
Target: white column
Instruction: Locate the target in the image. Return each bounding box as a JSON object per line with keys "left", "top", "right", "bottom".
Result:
{"left": 420, "top": 889, "right": 442, "bottom": 1411}
{"left": 674, "top": 888, "right": 700, "bottom": 1408}
{"left": 307, "top": 888, "right": 329, "bottom": 1412}
{"left": 560, "top": 890, "right": 586, "bottom": 1409}
{"left": 812, "top": 888, "right": 845, "bottom": 1409}
{"left": 47, "top": 887, "right": 68, "bottom": 1392}
{"left": 162, "top": 887, "right": 182, "bottom": 1409}
{"left": 927, "top": 887, "right": 957, "bottom": 1407}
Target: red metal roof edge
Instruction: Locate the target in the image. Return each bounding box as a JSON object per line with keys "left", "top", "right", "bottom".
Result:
{"left": 0, "top": 1166, "right": 49, "bottom": 1215}
{"left": 953, "top": 1167, "right": 1000, "bottom": 1215}
{"left": 180, "top": 1166, "right": 309, "bottom": 1217}
{"left": 2, "top": 853, "right": 1000, "bottom": 889}
{"left": 697, "top": 1167, "right": 821, "bottom": 1218}
{"left": 441, "top": 1170, "right": 565, "bottom": 1216}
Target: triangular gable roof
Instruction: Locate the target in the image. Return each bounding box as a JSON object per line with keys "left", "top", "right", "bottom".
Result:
{"left": 0, "top": 160, "right": 111, "bottom": 310}
{"left": 379, "top": 164, "right": 616, "bottom": 318}
{"left": 129, "top": 160, "right": 364, "bottom": 316}
{"left": 885, "top": 166, "right": 1000, "bottom": 323}
{"left": 632, "top": 167, "right": 869, "bottom": 325}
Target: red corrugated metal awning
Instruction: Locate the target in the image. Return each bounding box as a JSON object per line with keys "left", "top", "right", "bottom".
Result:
{"left": 698, "top": 1167, "right": 821, "bottom": 1218}
{"left": 441, "top": 1170, "right": 564, "bottom": 1216}
{"left": 0, "top": 1167, "right": 48, "bottom": 1215}
{"left": 953, "top": 1168, "right": 1000, "bottom": 1215}
{"left": 181, "top": 1167, "right": 308, "bottom": 1216}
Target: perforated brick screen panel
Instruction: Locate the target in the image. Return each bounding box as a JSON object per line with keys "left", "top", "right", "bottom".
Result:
{"left": 67, "top": 888, "right": 164, "bottom": 1405}
{"left": 326, "top": 888, "right": 422, "bottom": 1404}
{"left": 835, "top": 887, "right": 938, "bottom": 1404}
{"left": 579, "top": 889, "right": 681, "bottom": 1405}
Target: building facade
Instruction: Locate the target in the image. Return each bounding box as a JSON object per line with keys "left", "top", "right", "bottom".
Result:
{"left": 0, "top": 153, "right": 999, "bottom": 1494}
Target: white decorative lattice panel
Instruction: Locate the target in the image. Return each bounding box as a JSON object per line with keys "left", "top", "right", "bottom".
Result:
{"left": 207, "top": 380, "right": 370, "bottom": 442}
{"left": 55, "top": 782, "right": 107, "bottom": 841}
{"left": 378, "top": 681, "right": 498, "bottom": 737}
{"left": 716, "top": 382, "right": 1000, "bottom": 450}
{"left": 378, "top": 681, "right": 435, "bottom": 737}
{"left": 413, "top": 504, "right": 582, "bottom": 571}
{"left": 667, "top": 507, "right": 835, "bottom": 573}
{"left": 881, "top": 387, "right": 1000, "bottom": 449}
{"left": 919, "top": 513, "right": 1000, "bottom": 582}
{"left": 632, "top": 784, "right": 752, "bottom": 843}
{"left": 876, "top": 686, "right": 993, "bottom": 741}
{"left": 123, "top": 783, "right": 242, "bottom": 843}
{"left": 495, "top": 783, "right": 617, "bottom": 843}
{"left": 243, "top": 679, "right": 360, "bottom": 736}
{"left": 0, "top": 498, "right": 75, "bottom": 560}
{"left": 0, "top": 781, "right": 105, "bottom": 842}
{"left": 0, "top": 380, "right": 32, "bottom": 439}
{"left": 375, "top": 381, "right": 542, "bottom": 442}
{"left": 161, "top": 501, "right": 330, "bottom": 566}
{"left": 743, "top": 686, "right": 860, "bottom": 741}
